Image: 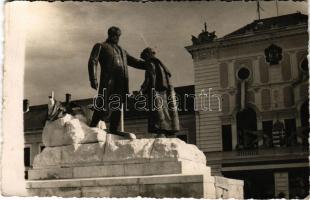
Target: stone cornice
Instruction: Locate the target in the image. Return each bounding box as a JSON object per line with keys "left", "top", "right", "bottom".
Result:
{"left": 216, "top": 79, "right": 302, "bottom": 93}
{"left": 185, "top": 24, "right": 308, "bottom": 54}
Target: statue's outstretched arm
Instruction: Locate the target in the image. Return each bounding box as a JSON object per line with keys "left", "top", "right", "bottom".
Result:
{"left": 88, "top": 43, "right": 101, "bottom": 89}
{"left": 126, "top": 53, "right": 146, "bottom": 70}
{"left": 140, "top": 63, "right": 156, "bottom": 94}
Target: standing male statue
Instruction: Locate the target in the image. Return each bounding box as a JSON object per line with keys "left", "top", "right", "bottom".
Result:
{"left": 88, "top": 26, "right": 146, "bottom": 134}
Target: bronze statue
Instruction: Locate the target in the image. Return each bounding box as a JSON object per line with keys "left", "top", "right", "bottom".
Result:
{"left": 88, "top": 26, "right": 146, "bottom": 133}
{"left": 139, "top": 47, "right": 179, "bottom": 138}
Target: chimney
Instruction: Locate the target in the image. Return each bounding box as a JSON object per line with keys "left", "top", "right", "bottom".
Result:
{"left": 65, "top": 93, "right": 71, "bottom": 104}
{"left": 23, "top": 99, "right": 29, "bottom": 113}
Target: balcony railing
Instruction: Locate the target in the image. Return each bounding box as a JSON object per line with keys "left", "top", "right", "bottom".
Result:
{"left": 235, "top": 145, "right": 308, "bottom": 157}
{"left": 206, "top": 145, "right": 308, "bottom": 163}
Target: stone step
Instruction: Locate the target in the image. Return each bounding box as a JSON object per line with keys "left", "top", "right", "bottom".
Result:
{"left": 28, "top": 160, "right": 211, "bottom": 180}
{"left": 33, "top": 138, "right": 206, "bottom": 169}
{"left": 26, "top": 174, "right": 217, "bottom": 198}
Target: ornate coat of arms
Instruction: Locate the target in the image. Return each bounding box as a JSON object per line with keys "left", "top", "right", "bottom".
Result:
{"left": 264, "top": 44, "right": 283, "bottom": 65}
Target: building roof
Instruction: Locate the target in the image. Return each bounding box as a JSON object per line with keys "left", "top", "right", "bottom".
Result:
{"left": 24, "top": 104, "right": 48, "bottom": 132}
{"left": 224, "top": 12, "right": 308, "bottom": 38}
{"left": 24, "top": 85, "right": 195, "bottom": 132}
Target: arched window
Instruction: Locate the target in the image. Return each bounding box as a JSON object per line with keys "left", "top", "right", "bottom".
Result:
{"left": 220, "top": 63, "right": 228, "bottom": 88}
{"left": 300, "top": 57, "right": 308, "bottom": 74}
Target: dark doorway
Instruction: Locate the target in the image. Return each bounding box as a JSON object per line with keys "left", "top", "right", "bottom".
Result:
{"left": 300, "top": 101, "right": 309, "bottom": 146}
{"left": 300, "top": 58, "right": 308, "bottom": 73}
{"left": 223, "top": 170, "right": 275, "bottom": 199}
{"left": 236, "top": 107, "right": 258, "bottom": 149}
{"left": 300, "top": 101, "right": 309, "bottom": 127}
{"left": 289, "top": 168, "right": 309, "bottom": 198}
{"left": 222, "top": 125, "right": 232, "bottom": 151}
{"left": 284, "top": 118, "right": 297, "bottom": 146}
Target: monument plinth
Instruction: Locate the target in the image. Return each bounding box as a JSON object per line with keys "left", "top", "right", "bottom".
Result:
{"left": 26, "top": 114, "right": 243, "bottom": 198}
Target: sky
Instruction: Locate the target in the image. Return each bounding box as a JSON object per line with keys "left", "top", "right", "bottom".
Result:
{"left": 21, "top": 1, "right": 308, "bottom": 105}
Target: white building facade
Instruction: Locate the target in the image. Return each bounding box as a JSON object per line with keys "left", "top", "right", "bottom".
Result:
{"left": 186, "top": 12, "right": 308, "bottom": 199}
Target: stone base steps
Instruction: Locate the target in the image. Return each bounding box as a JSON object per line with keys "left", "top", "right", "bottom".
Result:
{"left": 26, "top": 174, "right": 244, "bottom": 198}
{"left": 26, "top": 174, "right": 216, "bottom": 198}
{"left": 28, "top": 160, "right": 210, "bottom": 180}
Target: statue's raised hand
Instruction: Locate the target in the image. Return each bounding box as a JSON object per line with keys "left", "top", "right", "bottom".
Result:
{"left": 90, "top": 79, "right": 98, "bottom": 90}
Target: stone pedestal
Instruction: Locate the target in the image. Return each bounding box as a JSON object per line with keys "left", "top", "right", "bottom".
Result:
{"left": 26, "top": 115, "right": 243, "bottom": 198}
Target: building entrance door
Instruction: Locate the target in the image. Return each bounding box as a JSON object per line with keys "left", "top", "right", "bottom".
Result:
{"left": 223, "top": 170, "right": 275, "bottom": 199}
{"left": 236, "top": 107, "right": 258, "bottom": 149}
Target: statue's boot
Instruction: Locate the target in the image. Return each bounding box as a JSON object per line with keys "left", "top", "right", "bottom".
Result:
{"left": 109, "top": 130, "right": 136, "bottom": 139}
{"left": 164, "top": 131, "right": 177, "bottom": 138}
{"left": 155, "top": 133, "right": 166, "bottom": 138}
{"left": 89, "top": 112, "right": 101, "bottom": 127}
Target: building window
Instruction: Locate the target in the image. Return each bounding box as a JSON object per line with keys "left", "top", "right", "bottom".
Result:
{"left": 281, "top": 53, "right": 292, "bottom": 81}
{"left": 220, "top": 63, "right": 228, "bottom": 88}
{"left": 222, "top": 94, "right": 230, "bottom": 114}
{"left": 299, "top": 84, "right": 309, "bottom": 100}
{"left": 300, "top": 57, "right": 308, "bottom": 73}
{"left": 247, "top": 91, "right": 255, "bottom": 103}
{"left": 284, "top": 118, "right": 297, "bottom": 146}
{"left": 236, "top": 107, "right": 258, "bottom": 149}
{"left": 283, "top": 86, "right": 294, "bottom": 107}
{"left": 262, "top": 121, "right": 273, "bottom": 148}
{"left": 261, "top": 89, "right": 271, "bottom": 110}
{"left": 259, "top": 56, "right": 269, "bottom": 83}
{"left": 272, "top": 120, "right": 285, "bottom": 147}
{"left": 288, "top": 168, "right": 309, "bottom": 198}
{"left": 221, "top": 125, "right": 232, "bottom": 151}
{"left": 24, "top": 146, "right": 31, "bottom": 167}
